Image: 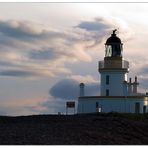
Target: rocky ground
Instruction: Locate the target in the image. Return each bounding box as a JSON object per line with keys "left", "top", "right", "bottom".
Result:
{"left": 0, "top": 113, "right": 148, "bottom": 145}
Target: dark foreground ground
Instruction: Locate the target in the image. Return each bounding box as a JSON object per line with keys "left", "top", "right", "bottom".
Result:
{"left": 0, "top": 113, "right": 148, "bottom": 145}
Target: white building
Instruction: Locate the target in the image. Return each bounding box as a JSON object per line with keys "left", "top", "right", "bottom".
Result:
{"left": 77, "top": 30, "right": 148, "bottom": 114}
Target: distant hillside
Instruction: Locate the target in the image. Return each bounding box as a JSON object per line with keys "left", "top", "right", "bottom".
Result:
{"left": 0, "top": 113, "right": 148, "bottom": 145}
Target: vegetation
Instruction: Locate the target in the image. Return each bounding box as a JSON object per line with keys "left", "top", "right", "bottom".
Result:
{"left": 0, "top": 113, "right": 148, "bottom": 144}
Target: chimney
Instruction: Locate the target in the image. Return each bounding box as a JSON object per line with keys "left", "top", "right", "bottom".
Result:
{"left": 129, "top": 78, "right": 132, "bottom": 83}
{"left": 133, "top": 76, "right": 139, "bottom": 93}
{"left": 135, "top": 76, "right": 137, "bottom": 83}
{"left": 128, "top": 78, "right": 132, "bottom": 95}
{"left": 79, "top": 83, "right": 85, "bottom": 97}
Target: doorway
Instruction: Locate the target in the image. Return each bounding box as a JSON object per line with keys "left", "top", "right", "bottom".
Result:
{"left": 96, "top": 102, "right": 102, "bottom": 113}
{"left": 143, "top": 105, "right": 146, "bottom": 113}
{"left": 135, "top": 102, "right": 140, "bottom": 113}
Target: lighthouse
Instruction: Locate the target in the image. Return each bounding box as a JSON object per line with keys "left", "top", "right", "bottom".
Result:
{"left": 77, "top": 30, "right": 148, "bottom": 114}
{"left": 99, "top": 29, "right": 129, "bottom": 96}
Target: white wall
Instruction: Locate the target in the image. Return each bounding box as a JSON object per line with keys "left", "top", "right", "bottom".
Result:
{"left": 100, "top": 71, "right": 128, "bottom": 96}
{"left": 77, "top": 97, "right": 148, "bottom": 114}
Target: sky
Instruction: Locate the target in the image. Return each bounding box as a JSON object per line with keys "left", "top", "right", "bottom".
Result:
{"left": 0, "top": 3, "right": 148, "bottom": 115}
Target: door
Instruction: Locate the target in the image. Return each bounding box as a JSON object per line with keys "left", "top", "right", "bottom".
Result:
{"left": 143, "top": 105, "right": 146, "bottom": 113}
{"left": 135, "top": 102, "right": 140, "bottom": 113}
{"left": 96, "top": 102, "right": 102, "bottom": 113}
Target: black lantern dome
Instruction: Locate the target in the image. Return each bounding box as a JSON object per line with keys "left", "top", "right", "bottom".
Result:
{"left": 106, "top": 31, "right": 121, "bottom": 44}
{"left": 105, "top": 29, "right": 123, "bottom": 58}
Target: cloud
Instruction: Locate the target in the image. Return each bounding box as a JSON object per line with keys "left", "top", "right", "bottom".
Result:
{"left": 0, "top": 17, "right": 131, "bottom": 79}
{"left": 77, "top": 17, "right": 132, "bottom": 46}
{"left": 49, "top": 78, "right": 100, "bottom": 100}
{"left": 0, "top": 70, "right": 35, "bottom": 77}
{"left": 0, "top": 20, "right": 37, "bottom": 39}
{"left": 50, "top": 79, "right": 79, "bottom": 100}
{"left": 77, "top": 18, "right": 111, "bottom": 31}
{"left": 0, "top": 96, "right": 49, "bottom": 116}
{"left": 131, "top": 64, "right": 148, "bottom": 93}
{"left": 0, "top": 69, "right": 49, "bottom": 78}
{"left": 0, "top": 20, "right": 66, "bottom": 41}
{"left": 48, "top": 75, "right": 100, "bottom": 114}
{"left": 69, "top": 74, "right": 98, "bottom": 83}
{"left": 29, "top": 48, "right": 59, "bottom": 60}
{"left": 39, "top": 97, "right": 67, "bottom": 114}
{"left": 0, "top": 19, "right": 92, "bottom": 78}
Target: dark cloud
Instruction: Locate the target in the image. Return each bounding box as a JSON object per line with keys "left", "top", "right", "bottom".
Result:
{"left": 0, "top": 20, "right": 37, "bottom": 40}
{"left": 0, "top": 20, "right": 65, "bottom": 41}
{"left": 76, "top": 17, "right": 115, "bottom": 46}
{"left": 0, "top": 70, "right": 37, "bottom": 77}
{"left": 29, "top": 48, "right": 59, "bottom": 60}
{"left": 77, "top": 18, "right": 111, "bottom": 31}
{"left": 49, "top": 79, "right": 100, "bottom": 100}
{"left": 50, "top": 79, "right": 79, "bottom": 100}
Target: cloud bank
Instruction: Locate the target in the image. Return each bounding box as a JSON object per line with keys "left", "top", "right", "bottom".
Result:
{"left": 49, "top": 77, "right": 100, "bottom": 100}
{"left": 0, "top": 17, "right": 130, "bottom": 79}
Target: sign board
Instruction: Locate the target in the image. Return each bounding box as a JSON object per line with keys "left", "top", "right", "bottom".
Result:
{"left": 66, "top": 101, "right": 75, "bottom": 108}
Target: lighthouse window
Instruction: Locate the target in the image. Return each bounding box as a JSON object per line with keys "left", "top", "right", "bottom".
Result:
{"left": 96, "top": 102, "right": 99, "bottom": 108}
{"left": 106, "top": 89, "right": 109, "bottom": 96}
{"left": 105, "top": 45, "right": 112, "bottom": 57}
{"left": 106, "top": 75, "right": 109, "bottom": 85}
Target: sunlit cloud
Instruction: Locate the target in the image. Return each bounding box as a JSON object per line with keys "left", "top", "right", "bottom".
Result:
{"left": 69, "top": 74, "right": 98, "bottom": 83}
{"left": 0, "top": 16, "right": 132, "bottom": 80}
{"left": 0, "top": 96, "right": 48, "bottom": 116}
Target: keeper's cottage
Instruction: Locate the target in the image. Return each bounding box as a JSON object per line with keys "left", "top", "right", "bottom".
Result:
{"left": 77, "top": 30, "right": 148, "bottom": 114}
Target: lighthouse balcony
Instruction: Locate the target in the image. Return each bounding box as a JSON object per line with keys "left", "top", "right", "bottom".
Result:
{"left": 99, "top": 60, "right": 129, "bottom": 71}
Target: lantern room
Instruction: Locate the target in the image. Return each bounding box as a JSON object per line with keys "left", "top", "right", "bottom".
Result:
{"left": 105, "top": 29, "right": 123, "bottom": 57}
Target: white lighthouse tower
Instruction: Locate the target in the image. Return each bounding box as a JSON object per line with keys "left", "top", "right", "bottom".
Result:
{"left": 99, "top": 29, "right": 129, "bottom": 96}
{"left": 77, "top": 30, "right": 148, "bottom": 114}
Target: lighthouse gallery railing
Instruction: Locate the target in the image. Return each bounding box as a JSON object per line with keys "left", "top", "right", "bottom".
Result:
{"left": 99, "top": 60, "right": 129, "bottom": 70}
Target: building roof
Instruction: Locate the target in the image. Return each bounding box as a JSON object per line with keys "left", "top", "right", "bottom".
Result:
{"left": 79, "top": 95, "right": 148, "bottom": 99}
